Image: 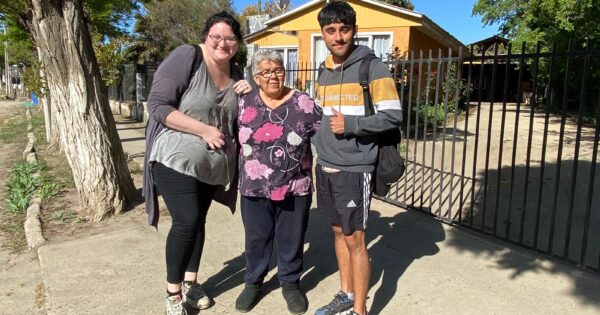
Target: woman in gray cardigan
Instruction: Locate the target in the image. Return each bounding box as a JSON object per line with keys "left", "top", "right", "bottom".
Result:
{"left": 143, "top": 12, "right": 252, "bottom": 315}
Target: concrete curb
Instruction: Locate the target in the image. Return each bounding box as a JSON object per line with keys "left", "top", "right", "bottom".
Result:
{"left": 22, "top": 107, "right": 46, "bottom": 250}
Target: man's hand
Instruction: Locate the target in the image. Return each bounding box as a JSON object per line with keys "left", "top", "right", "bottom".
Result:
{"left": 329, "top": 108, "right": 345, "bottom": 134}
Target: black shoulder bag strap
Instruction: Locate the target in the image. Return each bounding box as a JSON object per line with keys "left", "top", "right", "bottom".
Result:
{"left": 190, "top": 44, "right": 203, "bottom": 81}
{"left": 359, "top": 55, "right": 377, "bottom": 116}
{"left": 317, "top": 61, "right": 326, "bottom": 78}
{"left": 360, "top": 55, "right": 401, "bottom": 145}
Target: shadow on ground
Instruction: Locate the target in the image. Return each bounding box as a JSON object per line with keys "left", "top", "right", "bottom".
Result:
{"left": 393, "top": 158, "right": 600, "bottom": 307}
{"left": 192, "top": 205, "right": 445, "bottom": 315}
{"left": 302, "top": 208, "right": 445, "bottom": 315}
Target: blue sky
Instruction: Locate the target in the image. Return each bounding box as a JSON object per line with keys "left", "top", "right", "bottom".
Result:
{"left": 234, "top": 0, "right": 501, "bottom": 45}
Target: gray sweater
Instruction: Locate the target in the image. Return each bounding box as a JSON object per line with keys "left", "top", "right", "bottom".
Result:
{"left": 143, "top": 45, "right": 242, "bottom": 227}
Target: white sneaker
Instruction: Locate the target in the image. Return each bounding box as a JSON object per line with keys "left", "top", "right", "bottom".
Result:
{"left": 165, "top": 294, "right": 186, "bottom": 315}
{"left": 182, "top": 282, "right": 212, "bottom": 310}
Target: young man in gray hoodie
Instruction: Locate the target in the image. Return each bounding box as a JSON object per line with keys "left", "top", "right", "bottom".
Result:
{"left": 313, "top": 2, "right": 403, "bottom": 315}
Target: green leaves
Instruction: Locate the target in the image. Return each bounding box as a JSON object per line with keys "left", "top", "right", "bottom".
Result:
{"left": 4, "top": 161, "right": 64, "bottom": 214}
{"left": 6, "top": 162, "right": 39, "bottom": 213}
{"left": 472, "top": 0, "right": 600, "bottom": 49}
{"left": 381, "top": 0, "right": 415, "bottom": 10}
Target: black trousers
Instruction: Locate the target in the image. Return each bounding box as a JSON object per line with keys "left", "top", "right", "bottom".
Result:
{"left": 240, "top": 195, "right": 311, "bottom": 285}
{"left": 152, "top": 162, "right": 216, "bottom": 284}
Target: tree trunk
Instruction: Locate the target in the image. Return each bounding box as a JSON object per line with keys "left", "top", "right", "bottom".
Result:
{"left": 36, "top": 46, "right": 60, "bottom": 148}
{"left": 28, "top": 0, "right": 136, "bottom": 221}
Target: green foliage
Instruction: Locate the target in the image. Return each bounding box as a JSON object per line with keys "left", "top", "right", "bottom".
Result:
{"left": 0, "top": 17, "right": 34, "bottom": 67}
{"left": 85, "top": 0, "right": 139, "bottom": 85}
{"left": 84, "top": 0, "right": 139, "bottom": 39}
{"left": 2, "top": 0, "right": 139, "bottom": 86}
{"left": 38, "top": 174, "right": 63, "bottom": 200}
{"left": 381, "top": 0, "right": 415, "bottom": 10}
{"left": 20, "top": 60, "right": 46, "bottom": 98}
{"left": 4, "top": 160, "right": 65, "bottom": 214}
{"left": 472, "top": 0, "right": 600, "bottom": 50}
{"left": 5, "top": 162, "right": 39, "bottom": 213}
{"left": 128, "top": 0, "right": 235, "bottom": 63}
{"left": 473, "top": 0, "right": 600, "bottom": 114}
{"left": 92, "top": 33, "right": 127, "bottom": 85}
{"left": 388, "top": 48, "right": 471, "bottom": 133}
{"left": 414, "top": 103, "right": 446, "bottom": 127}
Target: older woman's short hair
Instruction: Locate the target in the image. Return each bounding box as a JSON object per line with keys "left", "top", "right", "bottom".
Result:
{"left": 252, "top": 50, "right": 285, "bottom": 75}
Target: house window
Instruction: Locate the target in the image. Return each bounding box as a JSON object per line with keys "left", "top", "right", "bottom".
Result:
{"left": 257, "top": 47, "right": 298, "bottom": 87}
{"left": 312, "top": 33, "right": 393, "bottom": 65}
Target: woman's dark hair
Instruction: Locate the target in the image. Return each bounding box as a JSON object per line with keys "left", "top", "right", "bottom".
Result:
{"left": 317, "top": 1, "right": 356, "bottom": 28}
{"left": 200, "top": 11, "right": 244, "bottom": 43}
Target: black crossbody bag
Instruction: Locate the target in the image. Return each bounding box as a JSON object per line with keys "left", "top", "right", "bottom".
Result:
{"left": 359, "top": 55, "right": 405, "bottom": 197}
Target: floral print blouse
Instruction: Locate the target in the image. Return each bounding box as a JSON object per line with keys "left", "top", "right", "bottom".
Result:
{"left": 238, "top": 90, "right": 322, "bottom": 200}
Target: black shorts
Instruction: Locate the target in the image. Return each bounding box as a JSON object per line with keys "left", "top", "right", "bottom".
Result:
{"left": 315, "top": 165, "right": 373, "bottom": 235}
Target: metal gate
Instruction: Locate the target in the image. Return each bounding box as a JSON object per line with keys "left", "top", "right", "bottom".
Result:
{"left": 285, "top": 41, "right": 600, "bottom": 272}
{"left": 379, "top": 42, "right": 600, "bottom": 272}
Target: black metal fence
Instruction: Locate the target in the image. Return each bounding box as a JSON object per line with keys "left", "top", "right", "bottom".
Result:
{"left": 287, "top": 42, "right": 600, "bottom": 272}
{"left": 108, "top": 61, "right": 157, "bottom": 120}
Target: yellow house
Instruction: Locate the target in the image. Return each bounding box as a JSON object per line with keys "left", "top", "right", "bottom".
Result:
{"left": 244, "top": 0, "right": 466, "bottom": 71}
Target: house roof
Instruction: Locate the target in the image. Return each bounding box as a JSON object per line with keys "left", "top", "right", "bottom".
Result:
{"left": 468, "top": 35, "right": 508, "bottom": 47}
{"left": 264, "top": 0, "right": 421, "bottom": 26}
{"left": 244, "top": 0, "right": 466, "bottom": 52}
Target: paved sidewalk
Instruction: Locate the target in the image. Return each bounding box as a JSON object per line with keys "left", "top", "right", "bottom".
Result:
{"left": 35, "top": 115, "right": 600, "bottom": 315}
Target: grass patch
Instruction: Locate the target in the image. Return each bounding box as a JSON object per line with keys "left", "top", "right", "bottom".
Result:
{"left": 52, "top": 210, "right": 78, "bottom": 223}
{"left": 0, "top": 108, "right": 45, "bottom": 144}
{"left": 0, "top": 217, "right": 27, "bottom": 252}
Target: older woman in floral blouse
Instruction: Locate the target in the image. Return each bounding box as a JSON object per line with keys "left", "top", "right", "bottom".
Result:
{"left": 235, "top": 50, "right": 322, "bottom": 314}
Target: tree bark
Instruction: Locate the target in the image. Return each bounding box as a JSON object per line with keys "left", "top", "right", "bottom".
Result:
{"left": 28, "top": 0, "right": 136, "bottom": 221}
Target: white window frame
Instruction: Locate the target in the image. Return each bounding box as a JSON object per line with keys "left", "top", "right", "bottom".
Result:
{"left": 310, "top": 31, "right": 394, "bottom": 63}
{"left": 255, "top": 45, "right": 299, "bottom": 87}
{"left": 255, "top": 45, "right": 299, "bottom": 68}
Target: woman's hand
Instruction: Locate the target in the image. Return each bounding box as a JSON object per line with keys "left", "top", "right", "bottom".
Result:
{"left": 233, "top": 80, "right": 253, "bottom": 95}
{"left": 198, "top": 125, "right": 225, "bottom": 150}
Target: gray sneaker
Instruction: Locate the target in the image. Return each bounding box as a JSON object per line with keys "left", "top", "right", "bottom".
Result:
{"left": 314, "top": 291, "right": 354, "bottom": 315}
{"left": 182, "top": 282, "right": 212, "bottom": 310}
{"left": 165, "top": 294, "right": 187, "bottom": 315}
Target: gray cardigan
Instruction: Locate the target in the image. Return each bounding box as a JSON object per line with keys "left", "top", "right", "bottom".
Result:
{"left": 143, "top": 45, "right": 240, "bottom": 227}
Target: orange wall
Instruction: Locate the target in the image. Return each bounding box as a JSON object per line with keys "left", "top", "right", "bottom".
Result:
{"left": 251, "top": 31, "right": 299, "bottom": 47}
{"left": 246, "top": 1, "right": 456, "bottom": 64}
{"left": 409, "top": 29, "right": 453, "bottom": 59}
{"left": 270, "top": 0, "right": 421, "bottom": 32}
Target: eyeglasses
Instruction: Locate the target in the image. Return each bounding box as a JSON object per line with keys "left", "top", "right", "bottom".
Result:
{"left": 256, "top": 69, "right": 285, "bottom": 78}
{"left": 207, "top": 33, "right": 238, "bottom": 46}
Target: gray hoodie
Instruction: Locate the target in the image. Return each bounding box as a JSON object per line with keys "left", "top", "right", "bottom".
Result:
{"left": 313, "top": 45, "right": 403, "bottom": 172}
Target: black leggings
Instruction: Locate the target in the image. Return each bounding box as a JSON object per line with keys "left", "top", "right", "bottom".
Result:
{"left": 152, "top": 162, "right": 216, "bottom": 284}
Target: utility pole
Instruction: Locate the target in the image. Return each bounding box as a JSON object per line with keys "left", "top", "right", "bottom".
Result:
{"left": 1, "top": 16, "right": 9, "bottom": 98}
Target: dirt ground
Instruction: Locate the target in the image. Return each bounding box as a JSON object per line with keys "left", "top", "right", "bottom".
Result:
{"left": 0, "top": 99, "right": 148, "bottom": 312}
{"left": 0, "top": 99, "right": 45, "bottom": 313}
